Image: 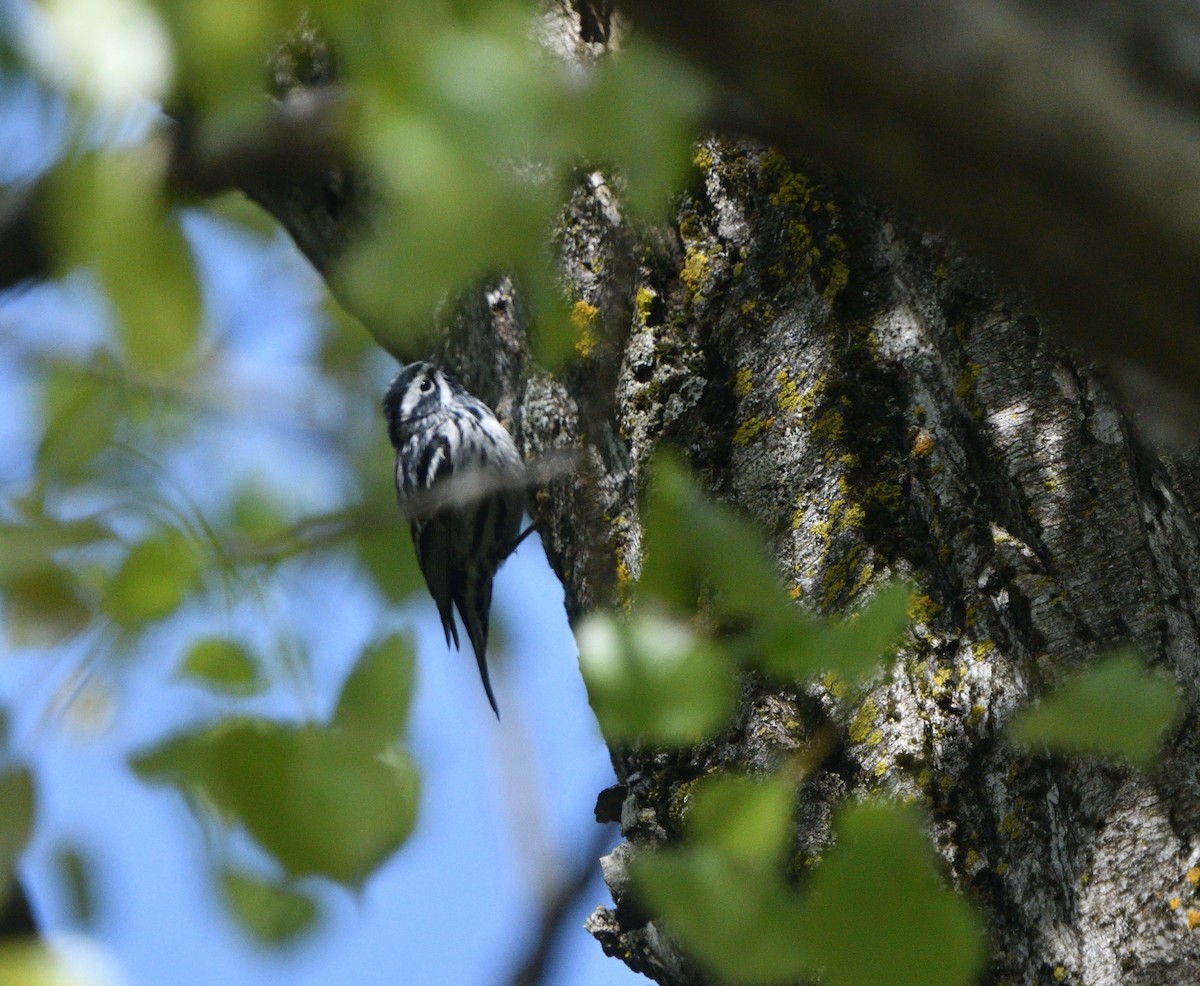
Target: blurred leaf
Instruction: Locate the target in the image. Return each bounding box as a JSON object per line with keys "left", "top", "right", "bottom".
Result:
{"left": 36, "top": 369, "right": 120, "bottom": 480}
{"left": 178, "top": 637, "right": 263, "bottom": 696}
{"left": 333, "top": 633, "right": 415, "bottom": 748}
{"left": 795, "top": 802, "right": 986, "bottom": 986}
{"left": 0, "top": 941, "right": 89, "bottom": 986}
{"left": 684, "top": 774, "right": 794, "bottom": 868}
{"left": 0, "top": 519, "right": 109, "bottom": 584}
{"left": 577, "top": 610, "right": 736, "bottom": 746}
{"left": 356, "top": 517, "right": 425, "bottom": 603}
{"left": 1006, "top": 651, "right": 1181, "bottom": 768}
{"left": 634, "top": 847, "right": 811, "bottom": 985}
{"left": 0, "top": 769, "right": 35, "bottom": 889}
{"left": 758, "top": 580, "right": 912, "bottom": 685}
{"left": 228, "top": 486, "right": 291, "bottom": 546}
{"left": 49, "top": 149, "right": 201, "bottom": 371}
{"left": 568, "top": 41, "right": 707, "bottom": 216}
{"left": 640, "top": 453, "right": 791, "bottom": 620}
{"left": 3, "top": 565, "right": 91, "bottom": 647}
{"left": 34, "top": 0, "right": 173, "bottom": 109}
{"left": 131, "top": 718, "right": 419, "bottom": 886}
{"left": 219, "top": 869, "right": 318, "bottom": 947}
{"left": 53, "top": 844, "right": 95, "bottom": 927}
{"left": 101, "top": 529, "right": 202, "bottom": 628}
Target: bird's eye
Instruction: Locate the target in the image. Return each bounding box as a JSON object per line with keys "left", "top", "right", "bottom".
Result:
{"left": 419, "top": 378, "right": 433, "bottom": 393}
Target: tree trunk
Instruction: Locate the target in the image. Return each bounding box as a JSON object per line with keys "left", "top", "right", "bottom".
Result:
{"left": 259, "top": 5, "right": 1200, "bottom": 984}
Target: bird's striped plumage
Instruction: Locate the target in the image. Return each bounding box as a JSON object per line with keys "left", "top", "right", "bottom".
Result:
{"left": 383, "top": 362, "right": 525, "bottom": 716}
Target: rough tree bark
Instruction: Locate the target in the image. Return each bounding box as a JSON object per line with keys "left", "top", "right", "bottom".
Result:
{"left": 252, "top": 4, "right": 1200, "bottom": 984}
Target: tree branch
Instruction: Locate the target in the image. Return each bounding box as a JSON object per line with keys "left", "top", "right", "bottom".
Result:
{"left": 0, "top": 87, "right": 350, "bottom": 289}
{"left": 620, "top": 0, "right": 1200, "bottom": 409}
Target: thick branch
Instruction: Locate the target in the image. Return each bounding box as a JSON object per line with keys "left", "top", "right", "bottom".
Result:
{"left": 621, "top": 0, "right": 1200, "bottom": 407}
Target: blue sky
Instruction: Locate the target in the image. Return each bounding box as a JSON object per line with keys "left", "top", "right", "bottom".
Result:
{"left": 0, "top": 66, "right": 644, "bottom": 986}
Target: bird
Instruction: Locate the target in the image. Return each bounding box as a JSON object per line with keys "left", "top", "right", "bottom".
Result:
{"left": 382, "top": 361, "right": 527, "bottom": 716}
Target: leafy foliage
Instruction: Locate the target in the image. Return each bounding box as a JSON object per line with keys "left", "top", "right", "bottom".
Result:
{"left": 1006, "top": 651, "right": 1181, "bottom": 767}
{"left": 581, "top": 454, "right": 912, "bottom": 746}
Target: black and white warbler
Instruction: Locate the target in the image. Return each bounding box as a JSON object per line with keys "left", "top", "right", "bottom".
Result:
{"left": 383, "top": 361, "right": 527, "bottom": 716}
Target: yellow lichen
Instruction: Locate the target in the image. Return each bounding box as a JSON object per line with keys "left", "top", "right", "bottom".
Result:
{"left": 680, "top": 247, "right": 711, "bottom": 297}
{"left": 1053, "top": 966, "right": 1066, "bottom": 982}
{"left": 848, "top": 696, "right": 879, "bottom": 744}
{"left": 733, "top": 416, "right": 773, "bottom": 445}
{"left": 733, "top": 367, "right": 754, "bottom": 399}
{"left": 1189, "top": 910, "right": 1200, "bottom": 930}
{"left": 776, "top": 369, "right": 803, "bottom": 414}
{"left": 956, "top": 361, "right": 981, "bottom": 400}
{"left": 692, "top": 144, "right": 714, "bottom": 171}
{"left": 1187, "top": 867, "right": 1200, "bottom": 886}
{"left": 571, "top": 301, "right": 600, "bottom": 358}
{"left": 812, "top": 408, "right": 845, "bottom": 442}
{"left": 1170, "top": 897, "right": 1182, "bottom": 911}
{"left": 635, "top": 286, "right": 656, "bottom": 324}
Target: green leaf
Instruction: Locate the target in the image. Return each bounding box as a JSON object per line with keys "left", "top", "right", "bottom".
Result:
{"left": 633, "top": 847, "right": 812, "bottom": 985}
{"left": 0, "top": 518, "right": 110, "bottom": 584}
{"left": 795, "top": 802, "right": 986, "bottom": 986}
{"left": 3, "top": 565, "right": 91, "bottom": 647}
{"left": 178, "top": 637, "right": 263, "bottom": 696}
{"left": 131, "top": 718, "right": 419, "bottom": 886}
{"left": 684, "top": 774, "right": 795, "bottom": 868}
{"left": 36, "top": 369, "right": 120, "bottom": 480}
{"left": 50, "top": 150, "right": 201, "bottom": 371}
{"left": 219, "top": 869, "right": 319, "bottom": 947}
{"left": 356, "top": 517, "right": 425, "bottom": 603}
{"left": 758, "top": 580, "right": 912, "bottom": 685}
{"left": 1006, "top": 651, "right": 1181, "bottom": 768}
{"left": 53, "top": 844, "right": 95, "bottom": 928}
{"left": 639, "top": 454, "right": 788, "bottom": 619}
{"left": 101, "top": 530, "right": 202, "bottom": 628}
{"left": 577, "top": 610, "right": 736, "bottom": 746}
{"left": 0, "top": 769, "right": 35, "bottom": 890}
{"left": 333, "top": 634, "right": 416, "bottom": 748}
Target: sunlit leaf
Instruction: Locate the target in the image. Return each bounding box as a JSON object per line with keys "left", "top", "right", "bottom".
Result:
{"left": 1006, "top": 651, "right": 1181, "bottom": 768}
{"left": 0, "top": 941, "right": 94, "bottom": 986}
{"left": 101, "top": 529, "right": 202, "bottom": 628}
{"left": 795, "top": 802, "right": 986, "bottom": 986}
{"left": 3, "top": 565, "right": 91, "bottom": 647}
{"left": 219, "top": 868, "right": 318, "bottom": 947}
{"left": 0, "top": 769, "right": 35, "bottom": 890}
{"left": 34, "top": 0, "right": 173, "bottom": 109}
{"left": 131, "top": 718, "right": 419, "bottom": 886}
{"left": 178, "top": 637, "right": 263, "bottom": 696}
{"left": 684, "top": 774, "right": 795, "bottom": 868}
{"left": 577, "top": 609, "right": 736, "bottom": 746}
{"left": 634, "top": 848, "right": 811, "bottom": 985}
{"left": 332, "top": 633, "right": 415, "bottom": 748}
{"left": 53, "top": 844, "right": 96, "bottom": 928}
